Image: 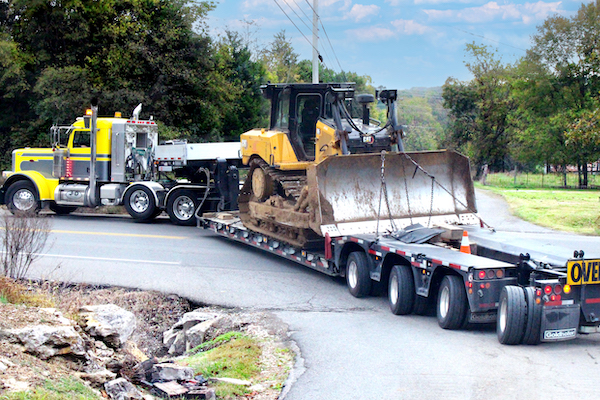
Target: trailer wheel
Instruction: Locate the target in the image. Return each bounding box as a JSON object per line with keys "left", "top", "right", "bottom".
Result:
{"left": 49, "top": 203, "right": 78, "bottom": 215}
{"left": 497, "top": 286, "right": 526, "bottom": 345}
{"left": 6, "top": 181, "right": 39, "bottom": 214}
{"left": 437, "top": 275, "right": 468, "bottom": 330}
{"left": 167, "top": 190, "right": 198, "bottom": 226}
{"left": 389, "top": 265, "right": 415, "bottom": 315}
{"left": 346, "top": 251, "right": 371, "bottom": 298}
{"left": 522, "top": 287, "right": 542, "bottom": 345}
{"left": 124, "top": 186, "right": 156, "bottom": 221}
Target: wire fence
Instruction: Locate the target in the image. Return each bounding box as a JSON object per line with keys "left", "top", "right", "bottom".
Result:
{"left": 482, "top": 172, "right": 600, "bottom": 190}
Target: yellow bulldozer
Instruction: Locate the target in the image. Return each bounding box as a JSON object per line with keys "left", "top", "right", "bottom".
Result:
{"left": 239, "top": 83, "right": 476, "bottom": 248}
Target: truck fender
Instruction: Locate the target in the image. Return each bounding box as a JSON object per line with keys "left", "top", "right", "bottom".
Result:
{"left": 122, "top": 182, "right": 165, "bottom": 208}
{"left": 1, "top": 172, "right": 58, "bottom": 204}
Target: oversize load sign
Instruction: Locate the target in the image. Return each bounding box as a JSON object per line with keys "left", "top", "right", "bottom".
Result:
{"left": 567, "top": 259, "right": 600, "bottom": 285}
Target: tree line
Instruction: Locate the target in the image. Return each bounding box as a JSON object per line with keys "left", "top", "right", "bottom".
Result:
{"left": 443, "top": 0, "right": 600, "bottom": 187}
{"left": 0, "top": 0, "right": 376, "bottom": 169}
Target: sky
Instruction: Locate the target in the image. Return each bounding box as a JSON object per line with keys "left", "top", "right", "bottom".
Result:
{"left": 207, "top": 0, "right": 590, "bottom": 90}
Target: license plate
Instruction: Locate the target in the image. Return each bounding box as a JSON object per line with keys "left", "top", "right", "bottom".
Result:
{"left": 567, "top": 259, "right": 600, "bottom": 285}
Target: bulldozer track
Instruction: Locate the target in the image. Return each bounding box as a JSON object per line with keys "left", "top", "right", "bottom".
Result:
{"left": 238, "top": 158, "right": 322, "bottom": 249}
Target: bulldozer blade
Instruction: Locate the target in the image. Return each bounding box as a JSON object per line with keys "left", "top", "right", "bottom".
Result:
{"left": 307, "top": 150, "right": 477, "bottom": 236}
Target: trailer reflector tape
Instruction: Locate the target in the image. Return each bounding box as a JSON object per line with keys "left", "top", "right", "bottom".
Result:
{"left": 381, "top": 246, "right": 390, "bottom": 252}
{"left": 449, "top": 263, "right": 462, "bottom": 270}
{"left": 432, "top": 259, "right": 442, "bottom": 265}
{"left": 585, "top": 298, "right": 600, "bottom": 304}
{"left": 411, "top": 261, "right": 420, "bottom": 267}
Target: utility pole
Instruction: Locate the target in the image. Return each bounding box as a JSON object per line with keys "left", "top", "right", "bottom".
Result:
{"left": 312, "top": 0, "right": 319, "bottom": 83}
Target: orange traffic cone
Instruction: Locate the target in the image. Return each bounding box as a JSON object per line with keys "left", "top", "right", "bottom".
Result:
{"left": 460, "top": 230, "right": 471, "bottom": 254}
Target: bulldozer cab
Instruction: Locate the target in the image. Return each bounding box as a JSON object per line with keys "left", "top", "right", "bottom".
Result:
{"left": 264, "top": 83, "right": 354, "bottom": 162}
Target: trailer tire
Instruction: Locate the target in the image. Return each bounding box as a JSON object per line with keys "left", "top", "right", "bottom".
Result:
{"left": 6, "top": 181, "right": 40, "bottom": 214}
{"left": 497, "top": 286, "right": 526, "bottom": 345}
{"left": 413, "top": 295, "right": 431, "bottom": 316}
{"left": 346, "top": 251, "right": 371, "bottom": 298}
{"left": 522, "top": 287, "right": 542, "bottom": 345}
{"left": 49, "top": 203, "right": 77, "bottom": 215}
{"left": 124, "top": 186, "right": 157, "bottom": 222}
{"left": 437, "top": 275, "right": 468, "bottom": 330}
{"left": 389, "top": 265, "right": 415, "bottom": 315}
{"left": 167, "top": 190, "right": 198, "bottom": 226}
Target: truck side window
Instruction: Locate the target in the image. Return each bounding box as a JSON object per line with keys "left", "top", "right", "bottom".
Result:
{"left": 73, "top": 130, "right": 91, "bottom": 148}
{"left": 274, "top": 91, "right": 290, "bottom": 130}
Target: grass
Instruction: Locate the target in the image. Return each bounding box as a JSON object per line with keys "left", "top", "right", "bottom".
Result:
{"left": 478, "top": 185, "right": 600, "bottom": 235}
{"left": 483, "top": 171, "right": 600, "bottom": 189}
{"left": 0, "top": 377, "right": 100, "bottom": 400}
{"left": 188, "top": 331, "right": 244, "bottom": 354}
{"left": 182, "top": 333, "right": 262, "bottom": 398}
{"left": 0, "top": 277, "right": 55, "bottom": 307}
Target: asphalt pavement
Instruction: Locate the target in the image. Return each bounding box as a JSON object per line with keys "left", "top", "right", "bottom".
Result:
{"left": 19, "top": 189, "right": 600, "bottom": 400}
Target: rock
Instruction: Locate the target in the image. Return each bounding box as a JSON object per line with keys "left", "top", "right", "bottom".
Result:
{"left": 163, "top": 311, "right": 218, "bottom": 348}
{"left": 186, "top": 318, "right": 221, "bottom": 352}
{"left": 104, "top": 377, "right": 144, "bottom": 400}
{"left": 3, "top": 378, "right": 30, "bottom": 392}
{"left": 8, "top": 325, "right": 86, "bottom": 359}
{"left": 166, "top": 330, "right": 186, "bottom": 355}
{"left": 187, "top": 387, "right": 216, "bottom": 400}
{"left": 132, "top": 357, "right": 158, "bottom": 383}
{"left": 153, "top": 381, "right": 188, "bottom": 397}
{"left": 40, "top": 307, "right": 73, "bottom": 325}
{"left": 79, "top": 304, "right": 136, "bottom": 348}
{"left": 0, "top": 361, "right": 7, "bottom": 372}
{"left": 76, "top": 369, "right": 118, "bottom": 386}
{"left": 209, "top": 377, "right": 251, "bottom": 386}
{"left": 151, "top": 363, "right": 194, "bottom": 382}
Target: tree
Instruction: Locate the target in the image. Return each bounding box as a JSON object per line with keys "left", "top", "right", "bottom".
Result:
{"left": 565, "top": 104, "right": 600, "bottom": 187}
{"left": 263, "top": 30, "right": 299, "bottom": 83}
{"left": 443, "top": 43, "right": 514, "bottom": 172}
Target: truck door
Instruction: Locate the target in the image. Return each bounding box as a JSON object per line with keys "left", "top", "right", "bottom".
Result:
{"left": 66, "top": 129, "right": 92, "bottom": 179}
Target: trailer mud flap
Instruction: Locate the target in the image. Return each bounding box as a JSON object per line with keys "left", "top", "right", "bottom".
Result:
{"left": 540, "top": 304, "right": 580, "bottom": 342}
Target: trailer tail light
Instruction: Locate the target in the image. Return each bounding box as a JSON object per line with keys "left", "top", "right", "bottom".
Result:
{"left": 554, "top": 284, "right": 563, "bottom": 295}
{"left": 544, "top": 285, "right": 553, "bottom": 295}
{"left": 564, "top": 284, "right": 571, "bottom": 294}
{"left": 476, "top": 269, "right": 505, "bottom": 280}
{"left": 536, "top": 289, "right": 542, "bottom": 297}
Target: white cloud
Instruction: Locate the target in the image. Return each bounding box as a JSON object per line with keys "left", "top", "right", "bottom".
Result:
{"left": 346, "top": 19, "right": 432, "bottom": 41}
{"left": 391, "top": 19, "right": 432, "bottom": 35}
{"left": 345, "top": 4, "right": 380, "bottom": 22}
{"left": 346, "top": 26, "right": 397, "bottom": 41}
{"left": 424, "top": 1, "right": 562, "bottom": 24}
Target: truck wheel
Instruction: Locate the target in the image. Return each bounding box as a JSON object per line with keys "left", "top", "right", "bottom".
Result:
{"left": 6, "top": 181, "right": 39, "bottom": 214}
{"left": 522, "top": 287, "right": 542, "bottom": 345}
{"left": 497, "top": 286, "right": 527, "bottom": 345}
{"left": 437, "top": 275, "right": 468, "bottom": 330}
{"left": 389, "top": 265, "right": 415, "bottom": 315}
{"left": 346, "top": 251, "right": 371, "bottom": 298}
{"left": 49, "top": 203, "right": 78, "bottom": 215}
{"left": 167, "top": 190, "right": 198, "bottom": 226}
{"left": 124, "top": 186, "right": 156, "bottom": 221}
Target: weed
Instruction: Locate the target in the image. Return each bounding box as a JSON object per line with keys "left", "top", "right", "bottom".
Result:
{"left": 0, "top": 277, "right": 54, "bottom": 307}
{"left": 183, "top": 334, "right": 261, "bottom": 398}
{"left": 188, "top": 331, "right": 244, "bottom": 354}
{"left": 0, "top": 377, "right": 101, "bottom": 399}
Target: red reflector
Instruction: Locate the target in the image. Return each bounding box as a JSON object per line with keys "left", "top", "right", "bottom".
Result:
{"left": 554, "top": 284, "right": 562, "bottom": 295}
{"left": 478, "top": 271, "right": 486, "bottom": 279}
{"left": 536, "top": 289, "right": 542, "bottom": 297}
{"left": 550, "top": 295, "right": 556, "bottom": 301}
{"left": 487, "top": 270, "right": 495, "bottom": 279}
{"left": 480, "top": 283, "right": 485, "bottom": 289}
{"left": 544, "top": 285, "right": 552, "bottom": 295}
{"left": 467, "top": 282, "right": 473, "bottom": 288}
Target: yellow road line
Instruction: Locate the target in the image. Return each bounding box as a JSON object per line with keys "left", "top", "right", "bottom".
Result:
{"left": 50, "top": 229, "right": 187, "bottom": 240}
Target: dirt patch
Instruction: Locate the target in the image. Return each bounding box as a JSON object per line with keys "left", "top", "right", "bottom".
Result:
{"left": 0, "top": 282, "right": 295, "bottom": 399}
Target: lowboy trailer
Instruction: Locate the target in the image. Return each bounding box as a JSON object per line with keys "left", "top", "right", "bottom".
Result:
{"left": 201, "top": 212, "right": 600, "bottom": 345}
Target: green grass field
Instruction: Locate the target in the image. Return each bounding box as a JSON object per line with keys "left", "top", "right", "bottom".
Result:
{"left": 478, "top": 185, "right": 600, "bottom": 235}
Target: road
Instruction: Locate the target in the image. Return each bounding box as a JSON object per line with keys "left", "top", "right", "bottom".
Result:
{"left": 20, "top": 190, "right": 600, "bottom": 400}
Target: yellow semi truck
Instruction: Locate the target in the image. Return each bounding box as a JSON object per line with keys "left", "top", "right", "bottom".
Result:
{"left": 0, "top": 102, "right": 240, "bottom": 225}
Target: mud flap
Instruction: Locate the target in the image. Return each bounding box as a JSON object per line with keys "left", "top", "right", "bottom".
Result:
{"left": 540, "top": 304, "right": 580, "bottom": 342}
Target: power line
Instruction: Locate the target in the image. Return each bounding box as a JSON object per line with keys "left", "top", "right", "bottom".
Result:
{"left": 273, "top": 0, "right": 325, "bottom": 66}
{"left": 453, "top": 27, "right": 528, "bottom": 53}
{"left": 303, "top": 0, "right": 346, "bottom": 77}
